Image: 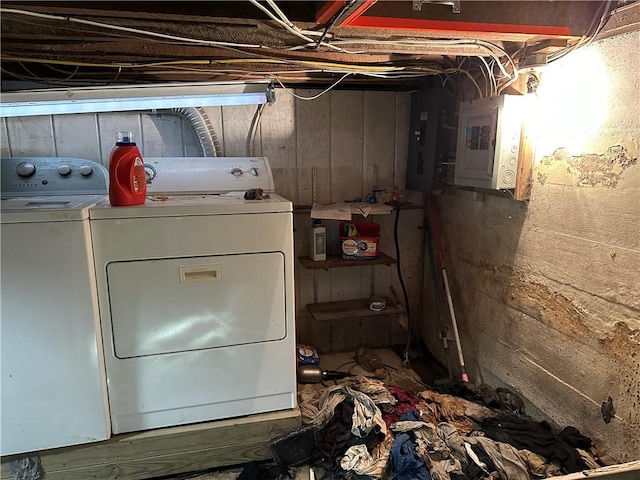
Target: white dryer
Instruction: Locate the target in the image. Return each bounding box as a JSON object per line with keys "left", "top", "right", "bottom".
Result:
{"left": 89, "top": 157, "right": 296, "bottom": 434}
{"left": 1, "top": 157, "right": 110, "bottom": 455}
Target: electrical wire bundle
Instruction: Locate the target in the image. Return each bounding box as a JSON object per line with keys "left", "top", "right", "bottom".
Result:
{"left": 0, "top": 3, "right": 519, "bottom": 97}
{"left": 0, "top": 1, "right": 617, "bottom": 100}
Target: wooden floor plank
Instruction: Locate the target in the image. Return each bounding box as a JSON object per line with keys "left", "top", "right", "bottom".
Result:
{"left": 1, "top": 409, "right": 300, "bottom": 480}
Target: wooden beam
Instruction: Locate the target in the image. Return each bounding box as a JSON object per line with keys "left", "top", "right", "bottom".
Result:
{"left": 514, "top": 123, "right": 535, "bottom": 202}
{"left": 1, "top": 409, "right": 301, "bottom": 480}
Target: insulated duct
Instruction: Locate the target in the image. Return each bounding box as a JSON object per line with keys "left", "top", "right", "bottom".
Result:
{"left": 169, "top": 107, "right": 222, "bottom": 157}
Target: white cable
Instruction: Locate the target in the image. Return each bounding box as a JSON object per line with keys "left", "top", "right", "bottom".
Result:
{"left": 265, "top": 0, "right": 333, "bottom": 39}
{"left": 0, "top": 7, "right": 264, "bottom": 49}
{"left": 273, "top": 73, "right": 352, "bottom": 100}
{"left": 549, "top": 0, "right": 613, "bottom": 62}
{"left": 476, "top": 56, "right": 495, "bottom": 96}
{"left": 331, "top": 38, "right": 516, "bottom": 78}
{"left": 249, "top": 0, "right": 349, "bottom": 53}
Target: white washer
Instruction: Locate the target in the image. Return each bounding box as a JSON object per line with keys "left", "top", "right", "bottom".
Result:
{"left": 89, "top": 157, "right": 296, "bottom": 434}
{"left": 1, "top": 157, "right": 110, "bottom": 455}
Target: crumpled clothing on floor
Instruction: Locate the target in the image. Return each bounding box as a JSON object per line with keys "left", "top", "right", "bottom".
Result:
{"left": 340, "top": 375, "right": 399, "bottom": 407}
{"left": 298, "top": 376, "right": 396, "bottom": 427}
{"left": 437, "top": 422, "right": 469, "bottom": 468}
{"left": 464, "top": 436, "right": 529, "bottom": 480}
{"left": 433, "top": 379, "right": 526, "bottom": 416}
{"left": 296, "top": 369, "right": 600, "bottom": 480}
{"left": 238, "top": 462, "right": 294, "bottom": 480}
{"left": 391, "top": 411, "right": 451, "bottom": 460}
{"left": 480, "top": 416, "right": 589, "bottom": 473}
{"left": 418, "top": 390, "right": 495, "bottom": 435}
{"left": 383, "top": 386, "right": 421, "bottom": 427}
{"left": 308, "top": 382, "right": 387, "bottom": 438}
{"left": 391, "top": 412, "right": 468, "bottom": 480}
{"left": 518, "top": 449, "right": 562, "bottom": 478}
{"left": 340, "top": 434, "right": 394, "bottom": 478}
{"left": 317, "top": 400, "right": 385, "bottom": 470}
{"left": 298, "top": 383, "right": 326, "bottom": 421}
{"left": 391, "top": 432, "right": 432, "bottom": 480}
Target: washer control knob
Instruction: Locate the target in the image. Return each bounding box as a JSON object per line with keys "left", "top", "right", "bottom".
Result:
{"left": 249, "top": 167, "right": 258, "bottom": 176}
{"left": 79, "top": 165, "right": 93, "bottom": 176}
{"left": 57, "top": 164, "right": 72, "bottom": 176}
{"left": 144, "top": 164, "right": 157, "bottom": 184}
{"left": 16, "top": 162, "right": 36, "bottom": 177}
{"left": 230, "top": 167, "right": 243, "bottom": 176}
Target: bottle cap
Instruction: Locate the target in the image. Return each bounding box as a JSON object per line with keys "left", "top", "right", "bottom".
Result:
{"left": 116, "top": 130, "right": 135, "bottom": 145}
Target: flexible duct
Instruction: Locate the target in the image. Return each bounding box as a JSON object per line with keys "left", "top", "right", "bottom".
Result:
{"left": 169, "top": 107, "right": 222, "bottom": 157}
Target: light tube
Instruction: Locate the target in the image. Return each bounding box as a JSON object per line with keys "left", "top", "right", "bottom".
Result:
{"left": 0, "top": 81, "right": 274, "bottom": 117}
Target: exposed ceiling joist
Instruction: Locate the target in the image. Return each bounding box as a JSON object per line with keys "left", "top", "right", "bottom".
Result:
{"left": 1, "top": 1, "right": 630, "bottom": 91}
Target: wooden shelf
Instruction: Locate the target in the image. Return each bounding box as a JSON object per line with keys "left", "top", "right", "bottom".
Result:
{"left": 293, "top": 202, "right": 423, "bottom": 215}
{"left": 307, "top": 297, "right": 405, "bottom": 321}
{"left": 298, "top": 252, "right": 396, "bottom": 270}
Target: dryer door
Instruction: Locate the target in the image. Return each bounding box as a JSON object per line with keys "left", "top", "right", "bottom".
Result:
{"left": 107, "top": 252, "right": 286, "bottom": 358}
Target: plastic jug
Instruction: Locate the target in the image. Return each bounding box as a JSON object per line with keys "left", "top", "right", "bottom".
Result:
{"left": 108, "top": 130, "right": 146, "bottom": 206}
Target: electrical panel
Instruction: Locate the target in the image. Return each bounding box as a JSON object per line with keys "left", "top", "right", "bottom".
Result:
{"left": 454, "top": 94, "right": 526, "bottom": 190}
{"left": 405, "top": 86, "right": 456, "bottom": 193}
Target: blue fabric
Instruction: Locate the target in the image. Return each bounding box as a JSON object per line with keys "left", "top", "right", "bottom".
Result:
{"left": 391, "top": 433, "right": 431, "bottom": 480}
{"left": 398, "top": 410, "right": 422, "bottom": 422}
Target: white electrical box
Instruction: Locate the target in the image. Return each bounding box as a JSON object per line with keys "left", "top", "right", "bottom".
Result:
{"left": 454, "top": 95, "right": 526, "bottom": 190}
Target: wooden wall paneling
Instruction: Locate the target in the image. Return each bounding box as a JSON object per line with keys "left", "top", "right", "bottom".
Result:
{"left": 52, "top": 114, "right": 101, "bottom": 162}
{"left": 330, "top": 90, "right": 364, "bottom": 203}
{"left": 1, "top": 118, "right": 12, "bottom": 157}
{"left": 362, "top": 315, "right": 393, "bottom": 347}
{"left": 394, "top": 92, "right": 411, "bottom": 192}
{"left": 295, "top": 89, "right": 332, "bottom": 206}
{"left": 309, "top": 268, "right": 333, "bottom": 352}
{"left": 330, "top": 317, "right": 362, "bottom": 352}
{"left": 199, "top": 106, "right": 224, "bottom": 156}
{"left": 97, "top": 114, "right": 142, "bottom": 166}
{"left": 390, "top": 92, "right": 421, "bottom": 344}
{"left": 5, "top": 116, "right": 56, "bottom": 157}
{"left": 295, "top": 88, "right": 333, "bottom": 349}
{"left": 364, "top": 91, "right": 398, "bottom": 309}
{"left": 329, "top": 91, "right": 368, "bottom": 310}
{"left": 363, "top": 91, "right": 396, "bottom": 192}
{"left": 221, "top": 105, "right": 261, "bottom": 157}
{"left": 140, "top": 113, "right": 185, "bottom": 157}
{"left": 260, "top": 91, "right": 298, "bottom": 204}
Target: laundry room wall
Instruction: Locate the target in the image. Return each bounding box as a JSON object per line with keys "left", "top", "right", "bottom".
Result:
{"left": 1, "top": 88, "right": 421, "bottom": 353}
{"left": 429, "top": 31, "right": 639, "bottom": 462}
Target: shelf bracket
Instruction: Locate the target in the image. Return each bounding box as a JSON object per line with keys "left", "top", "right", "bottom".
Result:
{"left": 312, "top": 166, "right": 317, "bottom": 204}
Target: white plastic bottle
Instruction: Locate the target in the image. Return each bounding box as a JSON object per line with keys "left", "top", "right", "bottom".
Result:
{"left": 311, "top": 219, "right": 326, "bottom": 261}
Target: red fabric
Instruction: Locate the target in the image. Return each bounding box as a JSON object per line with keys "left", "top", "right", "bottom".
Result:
{"left": 384, "top": 387, "right": 421, "bottom": 427}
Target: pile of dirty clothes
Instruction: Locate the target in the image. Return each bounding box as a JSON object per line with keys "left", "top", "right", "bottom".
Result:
{"left": 286, "top": 375, "right": 609, "bottom": 480}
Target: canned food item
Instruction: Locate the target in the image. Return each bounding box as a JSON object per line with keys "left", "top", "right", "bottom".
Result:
{"left": 297, "top": 344, "right": 320, "bottom": 366}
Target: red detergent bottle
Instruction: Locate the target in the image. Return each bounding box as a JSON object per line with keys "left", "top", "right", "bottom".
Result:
{"left": 108, "top": 130, "right": 147, "bottom": 206}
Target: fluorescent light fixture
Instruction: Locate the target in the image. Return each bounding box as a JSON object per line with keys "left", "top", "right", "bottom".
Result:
{"left": 0, "top": 81, "right": 275, "bottom": 117}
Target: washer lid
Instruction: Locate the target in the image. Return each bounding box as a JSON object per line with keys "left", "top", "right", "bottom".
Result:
{"left": 1, "top": 194, "right": 105, "bottom": 223}
{"left": 89, "top": 192, "right": 291, "bottom": 219}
